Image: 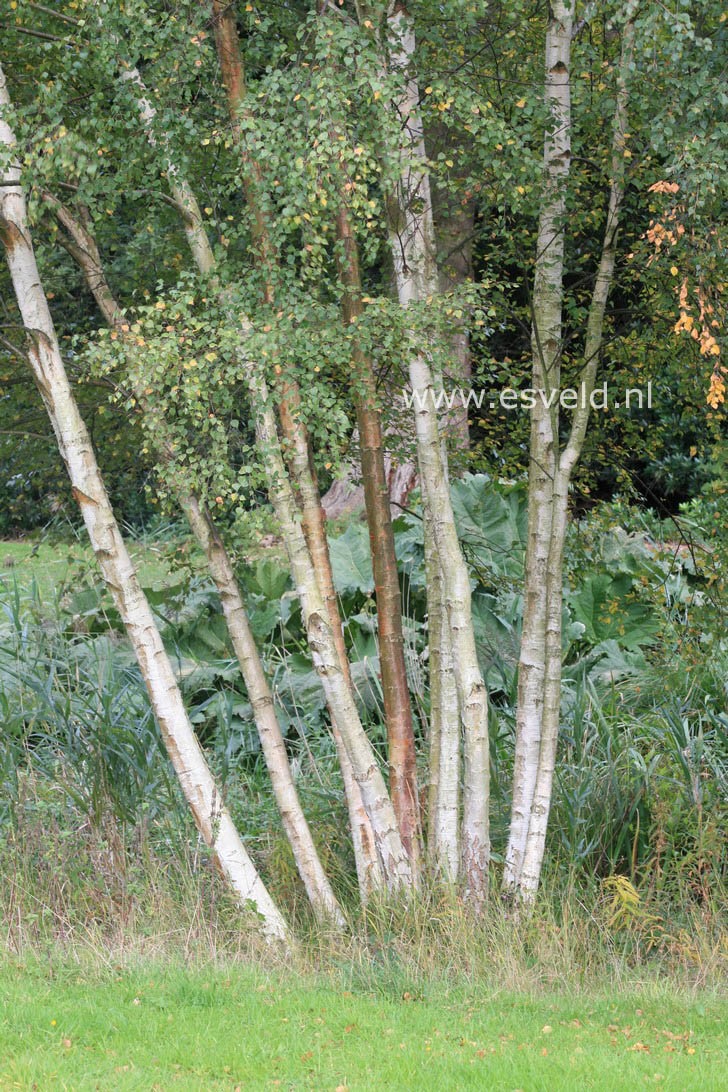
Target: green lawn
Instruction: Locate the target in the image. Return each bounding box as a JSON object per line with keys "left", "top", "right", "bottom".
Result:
{"left": 0, "top": 538, "right": 173, "bottom": 601}
{"left": 1, "top": 962, "right": 725, "bottom": 1090}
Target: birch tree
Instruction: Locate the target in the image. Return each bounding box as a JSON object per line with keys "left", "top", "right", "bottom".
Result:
{"left": 379, "top": 2, "right": 490, "bottom": 898}
{"left": 505, "top": 7, "right": 637, "bottom": 903}
{"left": 209, "top": 0, "right": 388, "bottom": 894}
{"left": 0, "top": 59, "right": 288, "bottom": 944}
{"left": 45, "top": 192, "right": 344, "bottom": 927}
{"left": 110, "top": 27, "right": 412, "bottom": 894}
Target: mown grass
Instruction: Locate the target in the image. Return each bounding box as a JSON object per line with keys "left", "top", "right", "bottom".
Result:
{"left": 1, "top": 960, "right": 726, "bottom": 1091}
{"left": 0, "top": 538, "right": 172, "bottom": 600}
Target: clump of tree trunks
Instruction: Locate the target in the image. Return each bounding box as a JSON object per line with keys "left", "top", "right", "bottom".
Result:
{"left": 1, "top": 0, "right": 719, "bottom": 947}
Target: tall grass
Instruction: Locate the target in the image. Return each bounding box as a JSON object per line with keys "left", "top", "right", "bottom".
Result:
{"left": 0, "top": 568, "right": 726, "bottom": 990}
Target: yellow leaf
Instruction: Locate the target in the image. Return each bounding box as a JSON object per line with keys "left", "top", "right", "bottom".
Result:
{"left": 515, "top": 97, "right": 526, "bottom": 108}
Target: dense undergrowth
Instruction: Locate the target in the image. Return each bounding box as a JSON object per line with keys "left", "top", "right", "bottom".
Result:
{"left": 1, "top": 479, "right": 726, "bottom": 987}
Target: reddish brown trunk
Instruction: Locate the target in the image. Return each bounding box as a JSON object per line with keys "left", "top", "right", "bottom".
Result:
{"left": 211, "top": 0, "right": 344, "bottom": 660}
{"left": 334, "top": 202, "right": 421, "bottom": 865}
{"left": 211, "top": 0, "right": 385, "bottom": 888}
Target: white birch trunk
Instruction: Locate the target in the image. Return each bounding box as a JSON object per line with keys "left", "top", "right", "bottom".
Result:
{"left": 209, "top": 0, "right": 387, "bottom": 893}
{"left": 434, "top": 599, "right": 460, "bottom": 880}
{"left": 503, "top": 0, "right": 572, "bottom": 895}
{"left": 0, "top": 63, "right": 287, "bottom": 943}
{"left": 384, "top": 4, "right": 489, "bottom": 900}
{"left": 517, "top": 19, "right": 635, "bottom": 902}
{"left": 48, "top": 195, "right": 344, "bottom": 926}
{"left": 119, "top": 66, "right": 216, "bottom": 277}
{"left": 424, "top": 506, "right": 459, "bottom": 880}
{"left": 251, "top": 374, "right": 413, "bottom": 890}
{"left": 175, "top": 498, "right": 347, "bottom": 927}
{"left": 333, "top": 717, "right": 386, "bottom": 901}
{"left": 120, "top": 66, "right": 394, "bottom": 895}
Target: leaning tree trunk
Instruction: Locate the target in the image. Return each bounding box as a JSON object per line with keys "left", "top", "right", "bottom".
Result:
{"left": 182, "top": 499, "right": 348, "bottom": 925}
{"left": 382, "top": 2, "right": 490, "bottom": 901}
{"left": 115, "top": 37, "right": 392, "bottom": 898}
{"left": 0, "top": 61, "right": 287, "bottom": 944}
{"left": 46, "top": 193, "right": 344, "bottom": 928}
{"left": 517, "top": 17, "right": 635, "bottom": 904}
{"left": 250, "top": 371, "right": 413, "bottom": 889}
{"left": 209, "top": 0, "right": 387, "bottom": 894}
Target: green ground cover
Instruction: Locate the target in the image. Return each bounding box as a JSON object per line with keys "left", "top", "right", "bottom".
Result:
{"left": 0, "top": 539, "right": 171, "bottom": 601}
{"left": 1, "top": 962, "right": 725, "bottom": 1091}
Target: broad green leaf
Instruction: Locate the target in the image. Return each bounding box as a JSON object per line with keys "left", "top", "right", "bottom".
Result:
{"left": 329, "top": 523, "right": 374, "bottom": 595}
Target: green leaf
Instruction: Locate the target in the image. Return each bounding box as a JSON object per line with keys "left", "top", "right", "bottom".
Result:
{"left": 569, "top": 574, "right": 659, "bottom": 650}
{"left": 329, "top": 523, "right": 374, "bottom": 595}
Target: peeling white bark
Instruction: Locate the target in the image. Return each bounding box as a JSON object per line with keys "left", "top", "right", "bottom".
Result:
{"left": 0, "top": 63, "right": 287, "bottom": 943}
{"left": 517, "top": 18, "right": 635, "bottom": 903}
{"left": 120, "top": 64, "right": 397, "bottom": 894}
{"left": 47, "top": 195, "right": 343, "bottom": 927}
{"left": 119, "top": 65, "right": 216, "bottom": 277}
{"left": 176, "top": 498, "right": 347, "bottom": 927}
{"left": 251, "top": 374, "right": 413, "bottom": 891}
{"left": 504, "top": 0, "right": 572, "bottom": 896}
{"left": 384, "top": 4, "right": 489, "bottom": 901}
{"left": 434, "top": 597, "right": 460, "bottom": 880}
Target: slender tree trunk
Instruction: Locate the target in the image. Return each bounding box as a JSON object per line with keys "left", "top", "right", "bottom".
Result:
{"left": 503, "top": 0, "right": 572, "bottom": 897}
{"left": 333, "top": 198, "right": 421, "bottom": 869}
{"left": 46, "top": 193, "right": 345, "bottom": 927}
{"left": 425, "top": 527, "right": 460, "bottom": 879}
{"left": 0, "top": 63, "right": 288, "bottom": 943}
{"left": 210, "top": 0, "right": 385, "bottom": 893}
{"left": 117, "top": 31, "right": 387, "bottom": 898}
{"left": 119, "top": 66, "right": 216, "bottom": 277}
{"left": 383, "top": 3, "right": 490, "bottom": 901}
{"left": 183, "top": 498, "right": 348, "bottom": 925}
{"left": 251, "top": 374, "right": 413, "bottom": 889}
{"left": 425, "top": 523, "right": 442, "bottom": 854}
{"left": 517, "top": 18, "right": 635, "bottom": 903}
